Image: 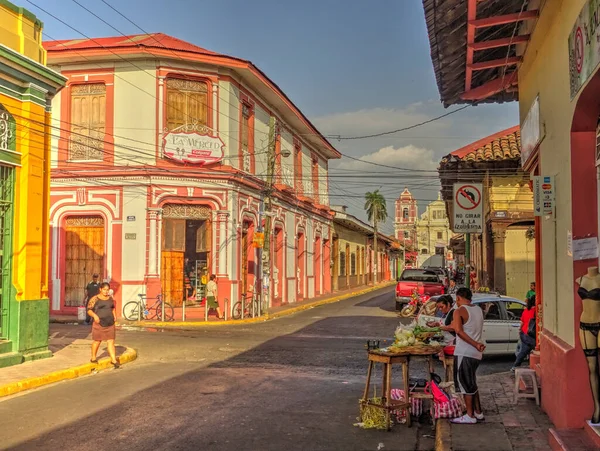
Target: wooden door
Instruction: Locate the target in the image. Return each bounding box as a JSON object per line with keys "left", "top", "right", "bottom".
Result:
{"left": 65, "top": 216, "right": 105, "bottom": 307}
{"left": 162, "top": 218, "right": 185, "bottom": 306}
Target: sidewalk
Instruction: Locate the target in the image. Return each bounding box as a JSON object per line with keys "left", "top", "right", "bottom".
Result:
{"left": 52, "top": 281, "right": 395, "bottom": 329}
{"left": 437, "top": 371, "right": 553, "bottom": 451}
{"left": 0, "top": 334, "right": 137, "bottom": 398}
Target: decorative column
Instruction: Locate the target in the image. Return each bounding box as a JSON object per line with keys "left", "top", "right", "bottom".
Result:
{"left": 212, "top": 83, "right": 218, "bottom": 132}
{"left": 147, "top": 209, "right": 161, "bottom": 276}
{"left": 216, "top": 212, "right": 229, "bottom": 277}
{"left": 491, "top": 225, "right": 507, "bottom": 294}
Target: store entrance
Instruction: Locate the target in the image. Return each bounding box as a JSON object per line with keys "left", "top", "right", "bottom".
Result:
{"left": 161, "top": 204, "right": 211, "bottom": 307}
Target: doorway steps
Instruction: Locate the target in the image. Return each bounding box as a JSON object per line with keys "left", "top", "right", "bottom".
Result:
{"left": 549, "top": 422, "right": 600, "bottom": 451}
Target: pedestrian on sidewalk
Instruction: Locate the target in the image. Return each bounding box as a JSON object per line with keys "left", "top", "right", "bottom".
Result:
{"left": 87, "top": 282, "right": 120, "bottom": 368}
{"left": 206, "top": 274, "right": 223, "bottom": 319}
{"left": 84, "top": 273, "right": 100, "bottom": 324}
{"left": 511, "top": 295, "right": 537, "bottom": 371}
{"left": 451, "top": 287, "right": 486, "bottom": 424}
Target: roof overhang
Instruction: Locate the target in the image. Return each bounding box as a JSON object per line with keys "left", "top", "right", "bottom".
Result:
{"left": 422, "top": 0, "right": 539, "bottom": 107}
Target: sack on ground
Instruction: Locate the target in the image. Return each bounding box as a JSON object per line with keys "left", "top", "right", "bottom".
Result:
{"left": 426, "top": 373, "right": 462, "bottom": 419}
{"left": 390, "top": 388, "right": 423, "bottom": 422}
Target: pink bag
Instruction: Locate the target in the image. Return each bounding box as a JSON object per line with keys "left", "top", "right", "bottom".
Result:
{"left": 425, "top": 375, "right": 463, "bottom": 419}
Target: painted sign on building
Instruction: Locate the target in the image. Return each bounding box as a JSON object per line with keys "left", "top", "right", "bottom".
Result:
{"left": 532, "top": 175, "right": 555, "bottom": 217}
{"left": 521, "top": 96, "right": 542, "bottom": 166}
{"left": 163, "top": 131, "right": 225, "bottom": 165}
{"left": 569, "top": 0, "right": 600, "bottom": 98}
{"left": 452, "top": 183, "right": 483, "bottom": 233}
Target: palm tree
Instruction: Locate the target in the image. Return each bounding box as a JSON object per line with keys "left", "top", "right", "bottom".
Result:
{"left": 364, "top": 190, "right": 388, "bottom": 283}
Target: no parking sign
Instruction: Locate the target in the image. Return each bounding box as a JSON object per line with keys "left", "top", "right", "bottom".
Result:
{"left": 453, "top": 183, "right": 483, "bottom": 233}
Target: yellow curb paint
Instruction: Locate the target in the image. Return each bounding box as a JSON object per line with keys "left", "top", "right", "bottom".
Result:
{"left": 119, "top": 282, "right": 395, "bottom": 329}
{"left": 435, "top": 419, "right": 452, "bottom": 451}
{"left": 0, "top": 346, "right": 137, "bottom": 399}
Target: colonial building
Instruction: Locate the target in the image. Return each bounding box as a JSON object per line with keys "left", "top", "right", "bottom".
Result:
{"left": 415, "top": 194, "right": 453, "bottom": 267}
{"left": 421, "top": 0, "right": 599, "bottom": 438}
{"left": 439, "top": 126, "right": 535, "bottom": 298}
{"left": 394, "top": 188, "right": 452, "bottom": 268}
{"left": 0, "top": 2, "right": 65, "bottom": 367}
{"left": 44, "top": 33, "right": 337, "bottom": 319}
{"left": 331, "top": 205, "right": 398, "bottom": 290}
{"left": 394, "top": 188, "right": 419, "bottom": 266}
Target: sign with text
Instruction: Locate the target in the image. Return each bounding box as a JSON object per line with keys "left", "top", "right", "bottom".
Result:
{"left": 569, "top": 0, "right": 600, "bottom": 98}
{"left": 163, "top": 131, "right": 225, "bottom": 165}
{"left": 453, "top": 183, "right": 483, "bottom": 233}
{"left": 532, "top": 175, "right": 555, "bottom": 217}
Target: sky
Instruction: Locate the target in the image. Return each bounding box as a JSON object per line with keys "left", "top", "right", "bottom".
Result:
{"left": 28, "top": 0, "right": 519, "bottom": 236}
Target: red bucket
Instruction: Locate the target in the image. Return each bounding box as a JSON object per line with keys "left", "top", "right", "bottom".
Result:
{"left": 443, "top": 345, "right": 455, "bottom": 356}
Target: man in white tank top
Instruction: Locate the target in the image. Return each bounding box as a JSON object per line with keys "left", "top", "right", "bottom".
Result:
{"left": 451, "top": 287, "right": 486, "bottom": 424}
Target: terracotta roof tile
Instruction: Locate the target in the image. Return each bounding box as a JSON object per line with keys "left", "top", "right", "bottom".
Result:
{"left": 440, "top": 126, "right": 520, "bottom": 165}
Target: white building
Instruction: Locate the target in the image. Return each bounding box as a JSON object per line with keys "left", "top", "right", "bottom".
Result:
{"left": 45, "top": 34, "right": 338, "bottom": 318}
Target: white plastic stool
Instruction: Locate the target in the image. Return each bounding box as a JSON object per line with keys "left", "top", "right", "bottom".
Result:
{"left": 514, "top": 368, "right": 540, "bottom": 406}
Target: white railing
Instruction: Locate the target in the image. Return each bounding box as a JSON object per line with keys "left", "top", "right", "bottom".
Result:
{"left": 241, "top": 150, "right": 251, "bottom": 173}
{"left": 282, "top": 166, "right": 294, "bottom": 187}
{"left": 319, "top": 189, "right": 329, "bottom": 205}
{"left": 303, "top": 180, "right": 314, "bottom": 198}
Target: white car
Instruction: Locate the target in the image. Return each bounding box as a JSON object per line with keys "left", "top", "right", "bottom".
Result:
{"left": 428, "top": 293, "right": 527, "bottom": 356}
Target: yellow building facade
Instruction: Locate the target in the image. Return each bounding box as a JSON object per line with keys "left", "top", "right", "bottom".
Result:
{"left": 415, "top": 195, "right": 453, "bottom": 267}
{"left": 0, "top": 0, "right": 65, "bottom": 367}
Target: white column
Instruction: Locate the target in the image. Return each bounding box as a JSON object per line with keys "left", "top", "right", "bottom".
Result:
{"left": 148, "top": 209, "right": 159, "bottom": 275}
{"left": 218, "top": 212, "right": 228, "bottom": 276}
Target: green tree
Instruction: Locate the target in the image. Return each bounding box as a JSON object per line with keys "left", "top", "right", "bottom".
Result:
{"left": 364, "top": 190, "right": 388, "bottom": 283}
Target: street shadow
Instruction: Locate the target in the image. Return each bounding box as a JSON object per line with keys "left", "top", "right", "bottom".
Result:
{"left": 354, "top": 295, "right": 397, "bottom": 313}
{"left": 6, "top": 314, "right": 435, "bottom": 451}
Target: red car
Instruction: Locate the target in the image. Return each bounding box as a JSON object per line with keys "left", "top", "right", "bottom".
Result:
{"left": 395, "top": 269, "right": 445, "bottom": 311}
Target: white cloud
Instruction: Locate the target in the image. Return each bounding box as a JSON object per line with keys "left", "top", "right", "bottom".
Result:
{"left": 335, "top": 144, "right": 438, "bottom": 172}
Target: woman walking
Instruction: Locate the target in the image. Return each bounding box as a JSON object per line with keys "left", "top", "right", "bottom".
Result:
{"left": 87, "top": 282, "right": 120, "bottom": 368}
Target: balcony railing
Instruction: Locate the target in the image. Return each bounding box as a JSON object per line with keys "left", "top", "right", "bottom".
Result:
{"left": 318, "top": 189, "right": 329, "bottom": 206}
{"left": 282, "top": 166, "right": 294, "bottom": 187}
{"left": 241, "top": 150, "right": 251, "bottom": 173}
{"left": 303, "top": 180, "right": 314, "bottom": 199}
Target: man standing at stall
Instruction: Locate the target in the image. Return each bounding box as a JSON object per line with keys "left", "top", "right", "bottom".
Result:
{"left": 451, "top": 287, "right": 486, "bottom": 424}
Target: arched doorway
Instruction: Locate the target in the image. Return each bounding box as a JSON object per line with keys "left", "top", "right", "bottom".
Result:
{"left": 161, "top": 203, "right": 212, "bottom": 307}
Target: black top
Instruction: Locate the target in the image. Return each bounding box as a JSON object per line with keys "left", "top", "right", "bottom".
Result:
{"left": 86, "top": 281, "right": 100, "bottom": 298}
{"left": 444, "top": 309, "right": 456, "bottom": 337}
{"left": 578, "top": 287, "right": 600, "bottom": 301}
{"left": 88, "top": 296, "right": 115, "bottom": 327}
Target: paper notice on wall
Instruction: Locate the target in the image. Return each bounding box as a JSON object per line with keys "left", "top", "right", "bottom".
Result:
{"left": 567, "top": 231, "right": 573, "bottom": 257}
{"left": 573, "top": 237, "right": 599, "bottom": 261}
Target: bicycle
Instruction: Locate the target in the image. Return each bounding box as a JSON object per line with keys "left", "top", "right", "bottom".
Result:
{"left": 232, "top": 290, "right": 259, "bottom": 320}
{"left": 123, "top": 293, "right": 175, "bottom": 321}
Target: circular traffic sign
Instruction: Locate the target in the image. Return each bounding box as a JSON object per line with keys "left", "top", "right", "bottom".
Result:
{"left": 455, "top": 185, "right": 481, "bottom": 211}
{"left": 576, "top": 27, "right": 584, "bottom": 73}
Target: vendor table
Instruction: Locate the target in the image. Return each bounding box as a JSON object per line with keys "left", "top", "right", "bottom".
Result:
{"left": 360, "top": 347, "right": 441, "bottom": 430}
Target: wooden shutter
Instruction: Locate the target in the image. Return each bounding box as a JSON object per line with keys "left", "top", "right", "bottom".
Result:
{"left": 163, "top": 219, "right": 186, "bottom": 251}
{"left": 70, "top": 83, "right": 106, "bottom": 160}
{"left": 166, "top": 78, "right": 208, "bottom": 132}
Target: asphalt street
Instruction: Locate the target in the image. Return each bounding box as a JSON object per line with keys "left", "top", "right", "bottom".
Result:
{"left": 0, "top": 287, "right": 513, "bottom": 451}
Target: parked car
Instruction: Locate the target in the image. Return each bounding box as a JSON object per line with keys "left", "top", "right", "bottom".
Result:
{"left": 395, "top": 268, "right": 445, "bottom": 310}
{"left": 428, "top": 293, "right": 527, "bottom": 356}
{"left": 422, "top": 266, "right": 449, "bottom": 287}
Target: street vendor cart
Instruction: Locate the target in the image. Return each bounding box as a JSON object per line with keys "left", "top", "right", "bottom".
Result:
{"left": 360, "top": 345, "right": 441, "bottom": 430}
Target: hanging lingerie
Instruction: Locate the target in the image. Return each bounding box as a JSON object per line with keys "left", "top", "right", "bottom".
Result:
{"left": 578, "top": 287, "right": 600, "bottom": 301}
{"left": 580, "top": 322, "right": 600, "bottom": 356}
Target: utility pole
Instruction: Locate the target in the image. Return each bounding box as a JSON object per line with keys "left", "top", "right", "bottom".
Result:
{"left": 259, "top": 116, "right": 277, "bottom": 315}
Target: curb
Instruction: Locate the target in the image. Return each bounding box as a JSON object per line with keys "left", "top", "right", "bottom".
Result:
{"left": 117, "top": 282, "right": 395, "bottom": 330}
{"left": 436, "top": 419, "right": 452, "bottom": 451}
{"left": 0, "top": 346, "right": 137, "bottom": 399}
